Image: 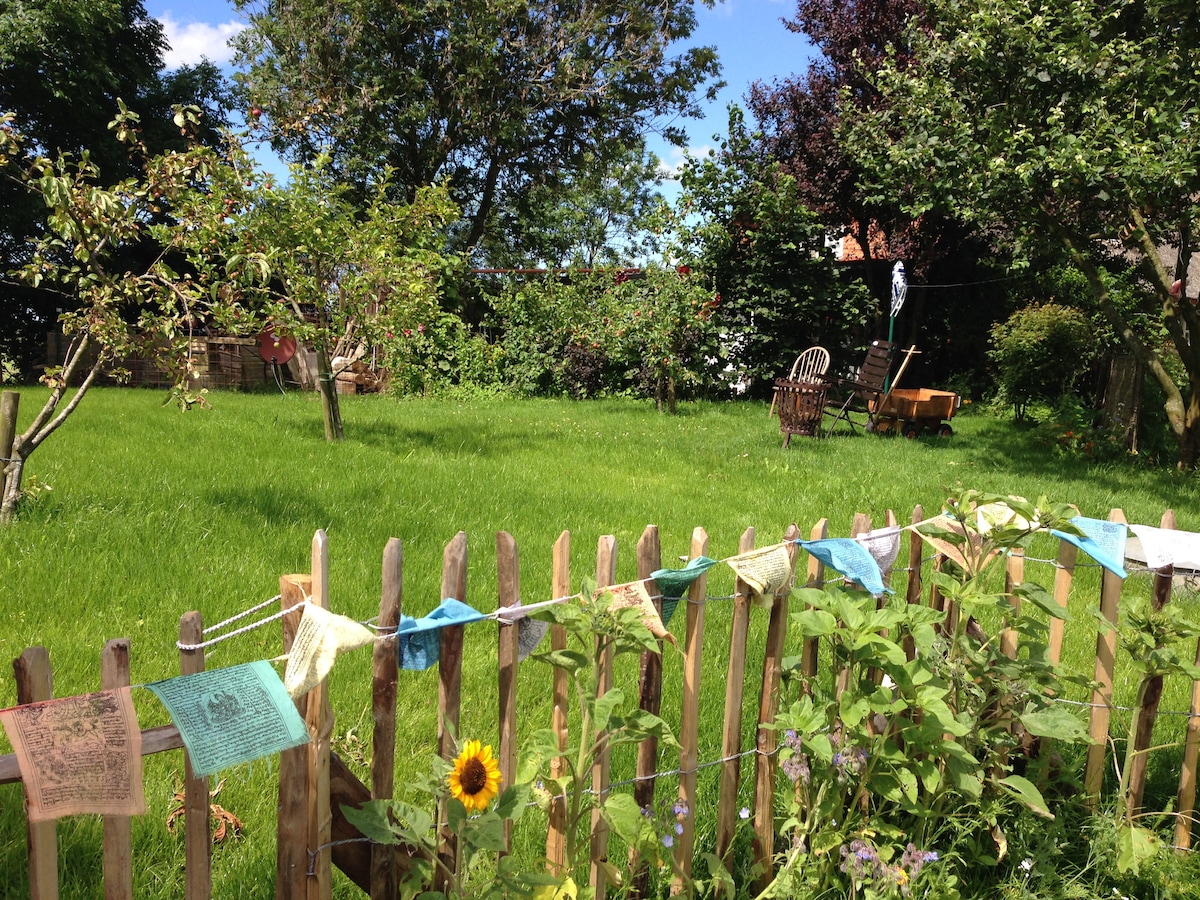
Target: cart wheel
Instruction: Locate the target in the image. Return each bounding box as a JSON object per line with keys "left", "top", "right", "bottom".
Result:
{"left": 936, "top": 423, "right": 954, "bottom": 438}
{"left": 902, "top": 422, "right": 921, "bottom": 439}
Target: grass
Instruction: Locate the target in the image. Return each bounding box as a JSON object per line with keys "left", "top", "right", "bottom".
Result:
{"left": 3, "top": 387, "right": 1200, "bottom": 897}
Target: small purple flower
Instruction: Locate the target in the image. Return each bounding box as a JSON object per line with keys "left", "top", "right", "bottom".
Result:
{"left": 674, "top": 821, "right": 684, "bottom": 835}
{"left": 739, "top": 807, "right": 750, "bottom": 819}
{"left": 673, "top": 800, "right": 689, "bottom": 818}
{"left": 662, "top": 834, "right": 674, "bottom": 848}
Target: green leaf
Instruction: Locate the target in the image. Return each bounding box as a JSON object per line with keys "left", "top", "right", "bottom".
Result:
{"left": 998, "top": 774, "right": 1053, "bottom": 819}
{"left": 463, "top": 811, "right": 508, "bottom": 852}
{"left": 591, "top": 687, "right": 624, "bottom": 735}
{"left": 792, "top": 608, "right": 838, "bottom": 638}
{"left": 602, "top": 793, "right": 646, "bottom": 847}
{"left": 1014, "top": 582, "right": 1070, "bottom": 621}
{"left": 494, "top": 784, "right": 530, "bottom": 822}
{"left": 1116, "top": 824, "right": 1160, "bottom": 874}
{"left": 1018, "top": 705, "right": 1089, "bottom": 743}
{"left": 340, "top": 800, "right": 403, "bottom": 845}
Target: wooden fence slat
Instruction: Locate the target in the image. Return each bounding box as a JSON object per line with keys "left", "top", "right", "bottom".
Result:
{"left": 306, "top": 532, "right": 334, "bottom": 900}
{"left": 671, "top": 527, "right": 709, "bottom": 896}
{"left": 436, "top": 532, "right": 469, "bottom": 892}
{"left": 370, "top": 538, "right": 403, "bottom": 900}
{"left": 1047, "top": 538, "right": 1078, "bottom": 666}
{"left": 999, "top": 548, "right": 1025, "bottom": 660}
{"left": 178, "top": 613, "right": 211, "bottom": 900}
{"left": 628, "top": 525, "right": 664, "bottom": 897}
{"left": 903, "top": 506, "right": 924, "bottom": 661}
{"left": 497, "top": 531, "right": 521, "bottom": 851}
{"left": 1175, "top": 629, "right": 1200, "bottom": 853}
{"left": 278, "top": 574, "right": 313, "bottom": 900}
{"left": 715, "top": 527, "right": 755, "bottom": 865}
{"left": 101, "top": 639, "right": 134, "bottom": 900}
{"left": 1084, "top": 510, "right": 1126, "bottom": 802}
{"left": 15, "top": 647, "right": 57, "bottom": 900}
{"left": 752, "top": 524, "right": 800, "bottom": 893}
{"left": 801, "top": 519, "right": 828, "bottom": 682}
{"left": 590, "top": 535, "right": 618, "bottom": 900}
{"left": 1127, "top": 510, "right": 1176, "bottom": 815}
{"left": 546, "top": 531, "right": 571, "bottom": 874}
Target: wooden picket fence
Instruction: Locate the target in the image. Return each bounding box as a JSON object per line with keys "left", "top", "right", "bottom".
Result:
{"left": 3, "top": 507, "right": 1200, "bottom": 899}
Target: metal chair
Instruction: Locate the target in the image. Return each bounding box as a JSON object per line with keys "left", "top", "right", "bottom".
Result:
{"left": 822, "top": 340, "right": 896, "bottom": 434}
{"left": 769, "top": 346, "right": 830, "bottom": 418}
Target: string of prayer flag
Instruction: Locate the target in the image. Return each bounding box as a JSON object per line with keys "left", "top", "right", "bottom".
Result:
{"left": 1052, "top": 516, "right": 1128, "bottom": 578}
{"left": 854, "top": 526, "right": 902, "bottom": 579}
{"left": 799, "top": 538, "right": 891, "bottom": 596}
{"left": 726, "top": 544, "right": 794, "bottom": 601}
{"left": 1128, "top": 524, "right": 1200, "bottom": 571}
{"left": 284, "top": 603, "right": 376, "bottom": 699}
{"left": 146, "top": 661, "right": 309, "bottom": 777}
{"left": 650, "top": 556, "right": 719, "bottom": 624}
{"left": 0, "top": 688, "right": 146, "bottom": 822}
{"left": 397, "top": 598, "right": 487, "bottom": 671}
{"left": 598, "top": 580, "right": 677, "bottom": 647}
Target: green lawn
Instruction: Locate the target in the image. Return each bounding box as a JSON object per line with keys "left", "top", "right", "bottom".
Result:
{"left": 2, "top": 388, "right": 1199, "bottom": 897}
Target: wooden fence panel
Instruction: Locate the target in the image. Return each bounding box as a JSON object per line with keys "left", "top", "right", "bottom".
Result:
{"left": 497, "top": 531, "right": 521, "bottom": 850}
{"left": 178, "top": 612, "right": 211, "bottom": 900}
{"left": 1127, "top": 511, "right": 1176, "bottom": 814}
{"left": 752, "top": 524, "right": 800, "bottom": 892}
{"left": 546, "top": 531, "right": 571, "bottom": 874}
{"left": 590, "top": 535, "right": 618, "bottom": 900}
{"left": 15, "top": 646, "right": 56, "bottom": 900}
{"left": 671, "top": 527, "right": 709, "bottom": 896}
{"left": 436, "top": 532, "right": 469, "bottom": 891}
{"left": 1085, "top": 510, "right": 1126, "bottom": 801}
{"left": 101, "top": 639, "right": 134, "bottom": 900}
{"left": 370, "top": 538, "right": 403, "bottom": 900}
{"left": 278, "top": 574, "right": 312, "bottom": 900}
{"left": 715, "top": 527, "right": 755, "bottom": 864}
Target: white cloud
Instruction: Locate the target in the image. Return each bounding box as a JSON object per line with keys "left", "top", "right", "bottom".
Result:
{"left": 159, "top": 15, "right": 245, "bottom": 68}
{"left": 656, "top": 144, "right": 716, "bottom": 180}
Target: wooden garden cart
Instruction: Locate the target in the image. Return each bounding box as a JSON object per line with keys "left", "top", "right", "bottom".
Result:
{"left": 869, "top": 387, "right": 960, "bottom": 438}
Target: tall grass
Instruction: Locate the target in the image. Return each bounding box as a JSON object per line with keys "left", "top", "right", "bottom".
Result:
{"left": 2, "top": 387, "right": 1199, "bottom": 897}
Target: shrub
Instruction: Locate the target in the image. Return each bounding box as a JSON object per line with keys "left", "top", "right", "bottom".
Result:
{"left": 988, "top": 303, "right": 1095, "bottom": 420}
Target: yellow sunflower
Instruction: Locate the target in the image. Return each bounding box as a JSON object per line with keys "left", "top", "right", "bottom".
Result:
{"left": 447, "top": 740, "right": 502, "bottom": 812}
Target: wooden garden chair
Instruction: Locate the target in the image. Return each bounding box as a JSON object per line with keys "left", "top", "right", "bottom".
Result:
{"left": 821, "top": 340, "right": 896, "bottom": 434}
{"left": 768, "top": 345, "right": 830, "bottom": 418}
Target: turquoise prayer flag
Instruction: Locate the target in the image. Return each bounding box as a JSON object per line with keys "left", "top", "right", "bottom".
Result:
{"left": 1052, "top": 516, "right": 1128, "bottom": 578}
{"left": 146, "top": 660, "right": 309, "bottom": 777}
{"left": 397, "top": 598, "right": 487, "bottom": 670}
{"left": 799, "top": 538, "right": 891, "bottom": 595}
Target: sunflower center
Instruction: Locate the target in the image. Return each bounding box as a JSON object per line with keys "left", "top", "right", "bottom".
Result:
{"left": 460, "top": 757, "right": 489, "bottom": 795}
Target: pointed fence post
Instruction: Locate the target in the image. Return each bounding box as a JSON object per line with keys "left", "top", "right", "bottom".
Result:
{"left": 752, "top": 524, "right": 800, "bottom": 893}
{"left": 178, "top": 613, "right": 211, "bottom": 900}
{"left": 370, "top": 539, "right": 402, "bottom": 900}
{"left": 101, "top": 639, "right": 134, "bottom": 900}
{"left": 497, "top": 531, "right": 521, "bottom": 850}
{"left": 435, "top": 532, "right": 469, "bottom": 892}
{"left": 546, "top": 531, "right": 571, "bottom": 874}
{"left": 671, "top": 527, "right": 709, "bottom": 896}
{"left": 715, "top": 527, "right": 755, "bottom": 865}
{"left": 15, "top": 647, "right": 57, "bottom": 900}
{"left": 590, "top": 535, "right": 618, "bottom": 900}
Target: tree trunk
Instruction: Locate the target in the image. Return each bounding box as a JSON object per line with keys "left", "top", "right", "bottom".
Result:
{"left": 316, "top": 343, "right": 344, "bottom": 442}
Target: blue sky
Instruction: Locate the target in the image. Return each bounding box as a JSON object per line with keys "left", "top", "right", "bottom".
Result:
{"left": 145, "top": 0, "right": 817, "bottom": 185}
